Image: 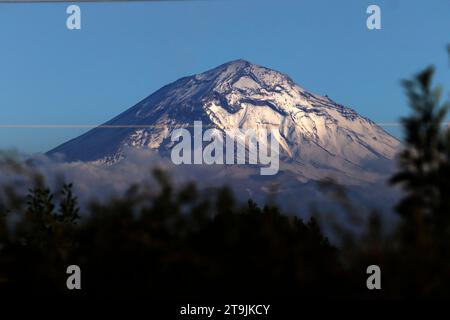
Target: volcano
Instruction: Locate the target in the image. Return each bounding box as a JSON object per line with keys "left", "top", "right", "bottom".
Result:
{"left": 48, "top": 60, "right": 399, "bottom": 185}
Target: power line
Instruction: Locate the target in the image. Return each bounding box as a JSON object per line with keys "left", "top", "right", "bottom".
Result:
{"left": 0, "top": 0, "right": 193, "bottom": 3}
{"left": 0, "top": 123, "right": 432, "bottom": 129}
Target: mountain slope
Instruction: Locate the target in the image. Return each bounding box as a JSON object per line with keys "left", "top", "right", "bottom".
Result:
{"left": 48, "top": 60, "right": 400, "bottom": 185}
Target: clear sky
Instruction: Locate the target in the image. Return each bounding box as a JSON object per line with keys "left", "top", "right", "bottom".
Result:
{"left": 0, "top": 0, "right": 449, "bottom": 153}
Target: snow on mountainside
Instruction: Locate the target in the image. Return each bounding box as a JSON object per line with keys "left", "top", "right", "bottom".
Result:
{"left": 48, "top": 60, "right": 400, "bottom": 185}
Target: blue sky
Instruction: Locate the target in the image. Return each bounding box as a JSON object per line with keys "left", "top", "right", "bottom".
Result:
{"left": 0, "top": 0, "right": 449, "bottom": 153}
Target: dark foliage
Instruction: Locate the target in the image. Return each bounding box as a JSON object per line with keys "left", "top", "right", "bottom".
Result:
{"left": 0, "top": 172, "right": 355, "bottom": 298}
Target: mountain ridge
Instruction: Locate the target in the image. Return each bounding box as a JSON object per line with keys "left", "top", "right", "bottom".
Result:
{"left": 48, "top": 59, "right": 400, "bottom": 185}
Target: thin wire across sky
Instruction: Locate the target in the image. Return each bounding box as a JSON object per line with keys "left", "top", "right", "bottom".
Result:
{"left": 0, "top": 123, "right": 440, "bottom": 128}
{"left": 0, "top": 0, "right": 191, "bottom": 3}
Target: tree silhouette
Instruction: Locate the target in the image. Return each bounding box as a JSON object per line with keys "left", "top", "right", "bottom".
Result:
{"left": 391, "top": 66, "right": 450, "bottom": 248}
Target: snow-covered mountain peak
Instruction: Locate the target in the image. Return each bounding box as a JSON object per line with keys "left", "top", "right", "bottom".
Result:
{"left": 195, "top": 59, "right": 299, "bottom": 94}
{"left": 48, "top": 60, "right": 400, "bottom": 185}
